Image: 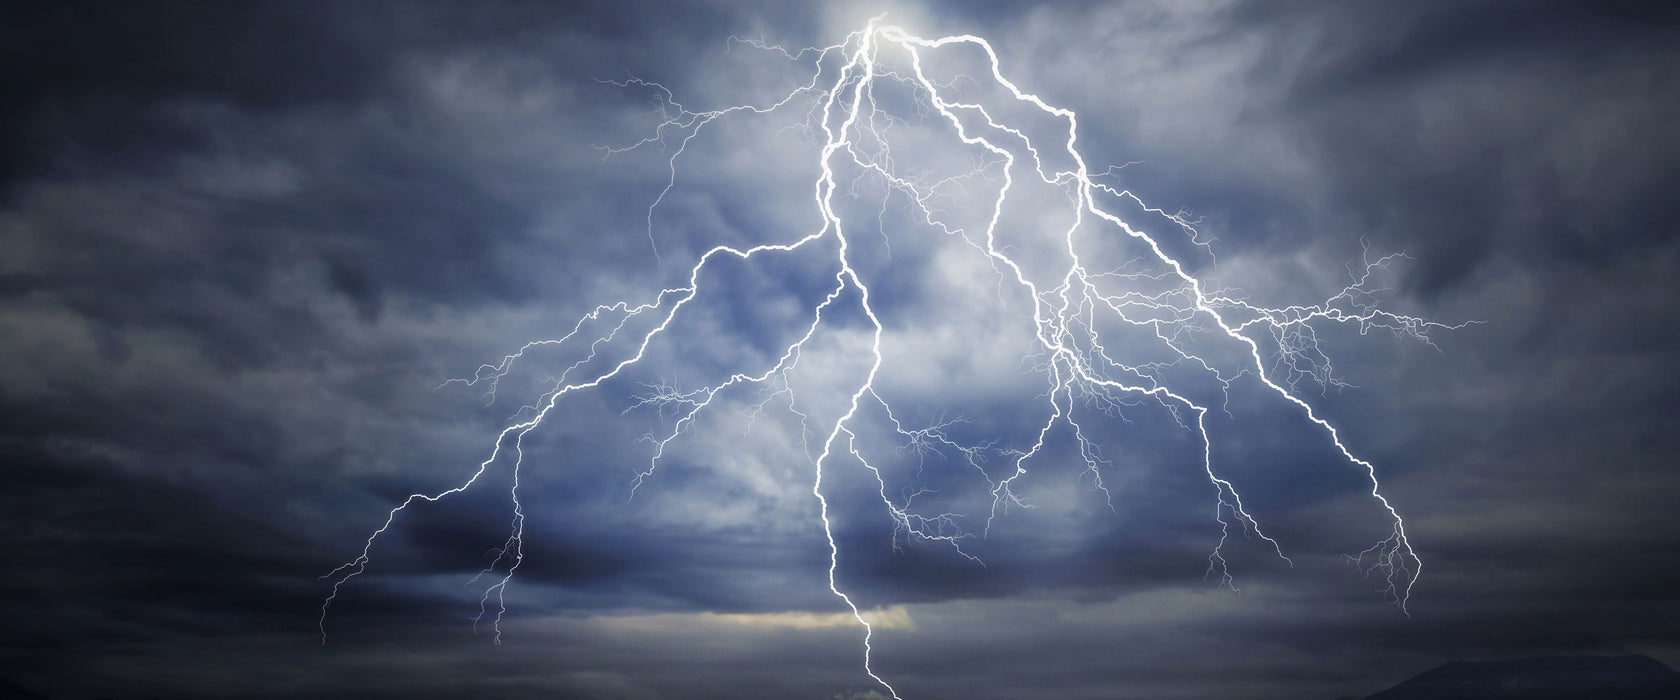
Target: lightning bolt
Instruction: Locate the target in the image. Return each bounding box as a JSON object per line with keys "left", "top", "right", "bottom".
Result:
{"left": 320, "top": 19, "right": 1470, "bottom": 698}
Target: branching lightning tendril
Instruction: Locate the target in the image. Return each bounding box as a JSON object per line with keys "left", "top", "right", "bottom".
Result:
{"left": 319, "top": 20, "right": 1468, "bottom": 698}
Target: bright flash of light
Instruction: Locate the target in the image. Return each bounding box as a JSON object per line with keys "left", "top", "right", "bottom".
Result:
{"left": 320, "top": 19, "right": 1469, "bottom": 698}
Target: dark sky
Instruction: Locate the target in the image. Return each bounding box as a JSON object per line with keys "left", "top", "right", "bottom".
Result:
{"left": 3, "top": 2, "right": 1678, "bottom": 699}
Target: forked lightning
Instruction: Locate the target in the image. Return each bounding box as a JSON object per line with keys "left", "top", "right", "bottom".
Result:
{"left": 321, "top": 20, "right": 1466, "bottom": 698}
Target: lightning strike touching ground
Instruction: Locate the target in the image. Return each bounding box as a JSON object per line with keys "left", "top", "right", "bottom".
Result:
{"left": 320, "top": 19, "right": 1469, "bottom": 697}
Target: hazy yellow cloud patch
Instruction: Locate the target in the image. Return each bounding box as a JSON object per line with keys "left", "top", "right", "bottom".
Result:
{"left": 594, "top": 605, "right": 916, "bottom": 633}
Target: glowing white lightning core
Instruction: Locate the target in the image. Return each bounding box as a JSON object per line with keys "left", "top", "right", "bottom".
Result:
{"left": 320, "top": 20, "right": 1466, "bottom": 698}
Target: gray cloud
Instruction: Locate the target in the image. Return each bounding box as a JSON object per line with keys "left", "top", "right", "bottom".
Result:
{"left": 2, "top": 1, "right": 1677, "bottom": 699}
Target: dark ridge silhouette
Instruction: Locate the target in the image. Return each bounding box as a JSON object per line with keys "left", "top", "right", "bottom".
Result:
{"left": 1362, "top": 654, "right": 1680, "bottom": 699}
{"left": 0, "top": 678, "right": 47, "bottom": 700}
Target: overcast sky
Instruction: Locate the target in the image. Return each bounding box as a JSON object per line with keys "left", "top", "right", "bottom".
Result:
{"left": 3, "top": 2, "right": 1679, "bottom": 699}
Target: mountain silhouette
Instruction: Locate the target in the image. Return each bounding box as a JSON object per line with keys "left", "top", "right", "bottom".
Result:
{"left": 1362, "top": 654, "right": 1680, "bottom": 699}
{"left": 0, "top": 678, "right": 47, "bottom": 700}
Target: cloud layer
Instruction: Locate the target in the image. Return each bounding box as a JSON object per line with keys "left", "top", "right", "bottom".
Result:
{"left": 3, "top": 2, "right": 1678, "bottom": 698}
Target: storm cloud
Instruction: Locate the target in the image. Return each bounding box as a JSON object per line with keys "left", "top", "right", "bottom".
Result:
{"left": 3, "top": 2, "right": 1678, "bottom": 699}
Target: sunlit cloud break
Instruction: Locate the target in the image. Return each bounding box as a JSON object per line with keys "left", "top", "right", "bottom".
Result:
{"left": 320, "top": 19, "right": 1469, "bottom": 698}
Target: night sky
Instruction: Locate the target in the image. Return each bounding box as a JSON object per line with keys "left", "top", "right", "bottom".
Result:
{"left": 4, "top": 2, "right": 1679, "bottom": 699}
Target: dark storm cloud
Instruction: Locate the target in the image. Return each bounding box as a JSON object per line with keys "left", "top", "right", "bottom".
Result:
{"left": 0, "top": 2, "right": 379, "bottom": 198}
{"left": 1266, "top": 1, "right": 1680, "bottom": 297}
{"left": 3, "top": 1, "right": 1678, "bottom": 699}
